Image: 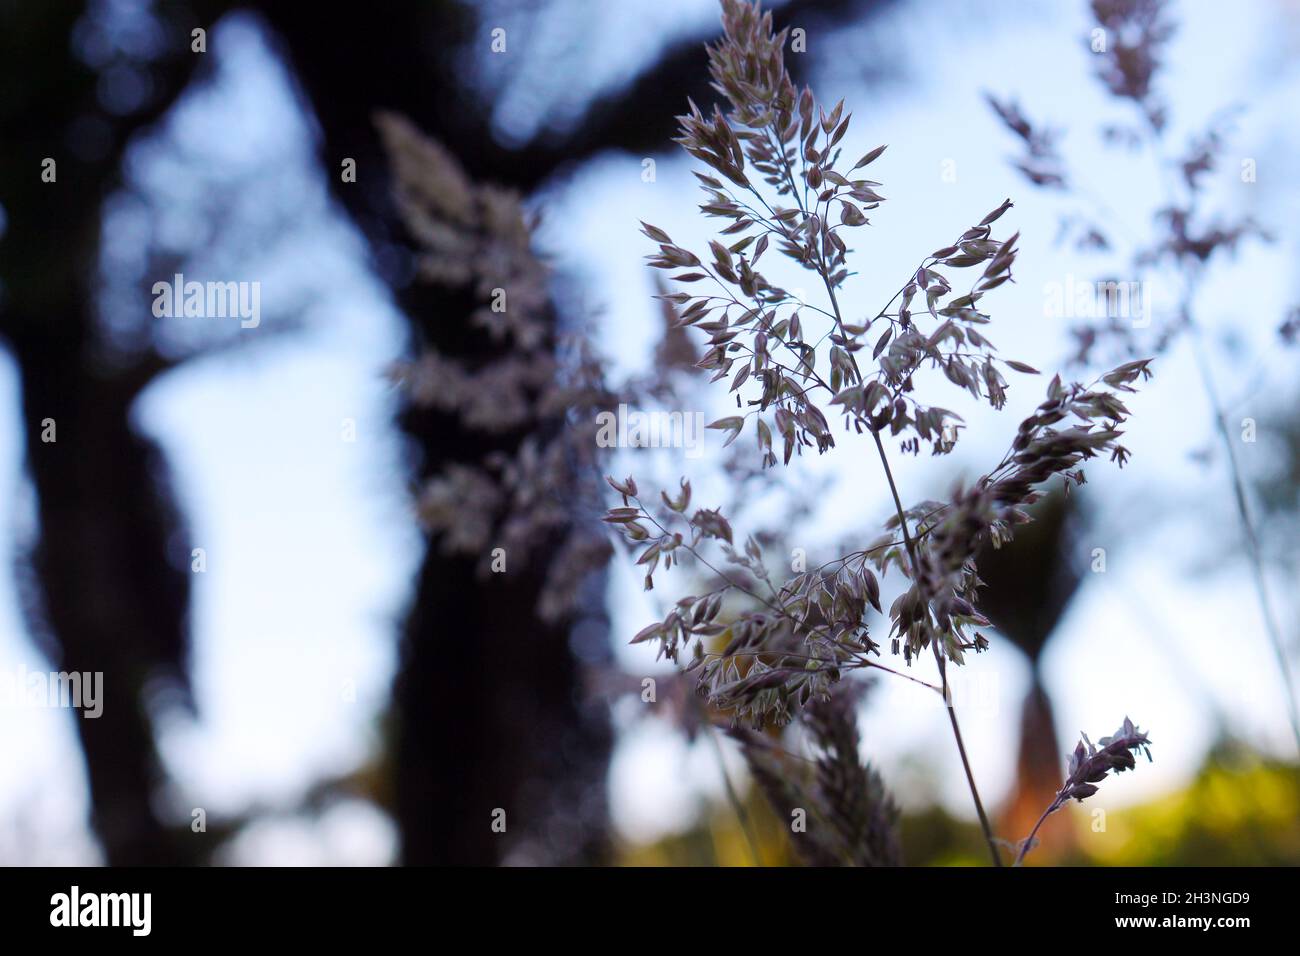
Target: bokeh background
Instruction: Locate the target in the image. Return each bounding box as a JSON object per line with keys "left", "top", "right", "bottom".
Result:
{"left": 1, "top": 0, "right": 1299, "bottom": 865}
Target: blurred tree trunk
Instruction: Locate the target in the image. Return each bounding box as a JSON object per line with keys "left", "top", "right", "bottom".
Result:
{"left": 11, "top": 320, "right": 192, "bottom": 864}
{"left": 251, "top": 2, "right": 611, "bottom": 864}
{"left": 1003, "top": 673, "right": 1074, "bottom": 860}
{"left": 251, "top": 0, "right": 884, "bottom": 865}
{"left": 0, "top": 1, "right": 221, "bottom": 864}
{"left": 974, "top": 492, "right": 1081, "bottom": 862}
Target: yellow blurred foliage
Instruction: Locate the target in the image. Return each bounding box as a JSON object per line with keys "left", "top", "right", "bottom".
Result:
{"left": 618, "top": 748, "right": 1300, "bottom": 866}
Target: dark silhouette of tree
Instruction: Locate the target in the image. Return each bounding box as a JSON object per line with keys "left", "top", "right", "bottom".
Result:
{"left": 1, "top": 0, "right": 887, "bottom": 865}
{"left": 0, "top": 0, "right": 226, "bottom": 864}
{"left": 974, "top": 492, "right": 1082, "bottom": 860}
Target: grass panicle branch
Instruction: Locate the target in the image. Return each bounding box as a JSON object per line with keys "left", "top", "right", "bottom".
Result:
{"left": 606, "top": 0, "right": 1155, "bottom": 866}
{"left": 988, "top": 0, "right": 1299, "bottom": 756}
{"left": 1014, "top": 718, "right": 1153, "bottom": 866}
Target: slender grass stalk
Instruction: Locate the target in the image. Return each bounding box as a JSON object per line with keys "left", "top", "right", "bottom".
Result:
{"left": 1013, "top": 718, "right": 1152, "bottom": 866}
{"left": 871, "top": 427, "right": 1002, "bottom": 866}
{"left": 1156, "top": 119, "right": 1300, "bottom": 755}
{"left": 1012, "top": 801, "right": 1058, "bottom": 867}
{"left": 1189, "top": 324, "right": 1300, "bottom": 753}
